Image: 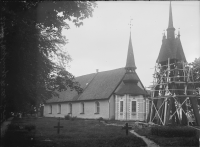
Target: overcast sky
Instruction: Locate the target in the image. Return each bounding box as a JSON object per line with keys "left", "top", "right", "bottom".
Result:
{"left": 62, "top": 1, "right": 200, "bottom": 88}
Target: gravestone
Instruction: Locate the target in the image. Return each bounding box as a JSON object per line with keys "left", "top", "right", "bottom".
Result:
{"left": 54, "top": 117, "right": 63, "bottom": 134}
{"left": 122, "top": 123, "right": 132, "bottom": 135}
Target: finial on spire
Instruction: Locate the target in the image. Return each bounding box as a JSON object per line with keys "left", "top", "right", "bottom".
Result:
{"left": 162, "top": 30, "right": 166, "bottom": 40}
{"left": 128, "top": 18, "right": 133, "bottom": 33}
{"left": 178, "top": 28, "right": 180, "bottom": 38}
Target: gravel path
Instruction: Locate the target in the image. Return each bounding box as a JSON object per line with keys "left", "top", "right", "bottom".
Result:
{"left": 130, "top": 130, "right": 160, "bottom": 147}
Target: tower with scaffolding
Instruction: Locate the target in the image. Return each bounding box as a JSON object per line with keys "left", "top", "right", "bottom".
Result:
{"left": 148, "top": 2, "right": 200, "bottom": 126}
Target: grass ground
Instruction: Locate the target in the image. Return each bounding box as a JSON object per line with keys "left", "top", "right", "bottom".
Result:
{"left": 133, "top": 124, "right": 199, "bottom": 147}
{"left": 2, "top": 117, "right": 146, "bottom": 147}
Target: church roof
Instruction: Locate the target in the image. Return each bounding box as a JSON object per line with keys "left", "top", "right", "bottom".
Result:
{"left": 123, "top": 72, "right": 140, "bottom": 82}
{"left": 45, "top": 68, "right": 126, "bottom": 103}
{"left": 157, "top": 35, "right": 187, "bottom": 63}
{"left": 115, "top": 83, "right": 147, "bottom": 96}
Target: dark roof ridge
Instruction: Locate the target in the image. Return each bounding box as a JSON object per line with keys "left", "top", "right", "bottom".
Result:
{"left": 75, "top": 67, "right": 124, "bottom": 78}
{"left": 107, "top": 71, "right": 126, "bottom": 99}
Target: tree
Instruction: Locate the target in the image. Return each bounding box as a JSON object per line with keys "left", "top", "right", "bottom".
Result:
{"left": 1, "top": 1, "right": 97, "bottom": 115}
{"left": 189, "top": 57, "right": 200, "bottom": 105}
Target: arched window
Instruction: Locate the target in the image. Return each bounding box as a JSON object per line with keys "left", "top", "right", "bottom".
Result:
{"left": 95, "top": 101, "right": 100, "bottom": 114}
{"left": 58, "top": 104, "right": 61, "bottom": 114}
{"left": 69, "top": 103, "right": 72, "bottom": 114}
{"left": 80, "top": 102, "right": 84, "bottom": 114}
{"left": 49, "top": 105, "right": 52, "bottom": 114}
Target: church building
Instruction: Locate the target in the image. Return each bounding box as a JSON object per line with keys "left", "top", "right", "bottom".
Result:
{"left": 44, "top": 31, "right": 149, "bottom": 121}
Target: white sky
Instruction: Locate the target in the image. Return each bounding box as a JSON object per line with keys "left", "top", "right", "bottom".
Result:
{"left": 62, "top": 1, "right": 200, "bottom": 88}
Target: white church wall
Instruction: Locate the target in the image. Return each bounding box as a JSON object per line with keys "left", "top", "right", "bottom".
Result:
{"left": 115, "top": 95, "right": 126, "bottom": 120}
{"left": 115, "top": 94, "right": 147, "bottom": 121}
{"left": 71, "top": 100, "right": 109, "bottom": 119}
{"left": 109, "top": 95, "right": 115, "bottom": 120}
{"left": 44, "top": 100, "right": 110, "bottom": 119}
{"left": 44, "top": 103, "right": 69, "bottom": 117}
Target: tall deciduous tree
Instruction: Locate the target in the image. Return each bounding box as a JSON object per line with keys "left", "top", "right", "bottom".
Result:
{"left": 189, "top": 57, "right": 200, "bottom": 105}
{"left": 1, "top": 1, "right": 97, "bottom": 115}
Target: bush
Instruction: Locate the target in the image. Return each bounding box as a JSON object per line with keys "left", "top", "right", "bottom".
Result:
{"left": 151, "top": 126, "right": 196, "bottom": 137}
{"left": 64, "top": 115, "right": 71, "bottom": 120}
{"left": 71, "top": 116, "right": 77, "bottom": 121}
{"left": 98, "top": 117, "right": 104, "bottom": 122}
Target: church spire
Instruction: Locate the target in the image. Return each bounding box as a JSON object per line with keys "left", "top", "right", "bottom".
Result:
{"left": 167, "top": 1, "right": 175, "bottom": 39}
{"left": 168, "top": 1, "right": 174, "bottom": 28}
{"left": 125, "top": 32, "right": 137, "bottom": 71}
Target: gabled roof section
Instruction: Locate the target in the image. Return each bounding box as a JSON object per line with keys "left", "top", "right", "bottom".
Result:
{"left": 115, "top": 83, "right": 147, "bottom": 96}
{"left": 46, "top": 68, "right": 126, "bottom": 103}
{"left": 126, "top": 33, "right": 137, "bottom": 70}
{"left": 77, "top": 68, "right": 125, "bottom": 101}
{"left": 115, "top": 71, "right": 147, "bottom": 96}
{"left": 46, "top": 73, "right": 96, "bottom": 103}
{"left": 123, "top": 72, "right": 140, "bottom": 83}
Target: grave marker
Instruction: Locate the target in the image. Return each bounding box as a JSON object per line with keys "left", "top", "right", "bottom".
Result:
{"left": 54, "top": 117, "right": 63, "bottom": 134}
{"left": 122, "top": 123, "right": 132, "bottom": 135}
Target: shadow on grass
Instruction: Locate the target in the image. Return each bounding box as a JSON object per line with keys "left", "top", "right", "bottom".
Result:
{"left": 2, "top": 117, "right": 147, "bottom": 147}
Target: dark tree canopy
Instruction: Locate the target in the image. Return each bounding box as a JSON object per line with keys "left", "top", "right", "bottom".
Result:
{"left": 189, "top": 57, "right": 200, "bottom": 105}
{"left": 0, "top": 1, "right": 97, "bottom": 115}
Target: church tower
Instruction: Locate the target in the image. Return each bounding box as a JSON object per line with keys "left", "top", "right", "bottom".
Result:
{"left": 115, "top": 30, "right": 148, "bottom": 121}
{"left": 157, "top": 2, "right": 186, "bottom": 64}
{"left": 149, "top": 2, "right": 200, "bottom": 126}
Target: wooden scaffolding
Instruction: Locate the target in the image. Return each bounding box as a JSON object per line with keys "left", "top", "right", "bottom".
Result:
{"left": 148, "top": 58, "right": 200, "bottom": 126}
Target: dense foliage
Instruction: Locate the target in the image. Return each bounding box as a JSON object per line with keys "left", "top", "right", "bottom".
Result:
{"left": 0, "top": 1, "right": 97, "bottom": 115}
{"left": 189, "top": 57, "right": 200, "bottom": 105}
{"left": 151, "top": 126, "right": 197, "bottom": 137}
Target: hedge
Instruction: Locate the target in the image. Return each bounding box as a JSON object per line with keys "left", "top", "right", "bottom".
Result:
{"left": 151, "top": 126, "right": 197, "bottom": 137}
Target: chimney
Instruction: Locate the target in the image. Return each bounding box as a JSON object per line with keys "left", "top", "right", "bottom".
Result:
{"left": 96, "top": 69, "right": 99, "bottom": 73}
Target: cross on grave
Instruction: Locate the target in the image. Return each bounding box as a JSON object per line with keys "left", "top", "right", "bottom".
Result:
{"left": 122, "top": 123, "right": 132, "bottom": 136}
{"left": 54, "top": 117, "right": 63, "bottom": 134}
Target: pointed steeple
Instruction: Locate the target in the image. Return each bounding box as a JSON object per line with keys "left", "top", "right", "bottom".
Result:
{"left": 125, "top": 32, "right": 137, "bottom": 71}
{"left": 167, "top": 1, "right": 175, "bottom": 39}
{"left": 168, "top": 1, "right": 174, "bottom": 28}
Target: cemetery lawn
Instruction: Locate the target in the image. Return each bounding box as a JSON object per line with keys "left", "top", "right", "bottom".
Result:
{"left": 133, "top": 125, "right": 199, "bottom": 147}
{"left": 2, "top": 117, "right": 147, "bottom": 147}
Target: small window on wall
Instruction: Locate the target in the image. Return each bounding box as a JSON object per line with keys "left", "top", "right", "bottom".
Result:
{"left": 80, "top": 102, "right": 84, "bottom": 114}
{"left": 49, "top": 105, "right": 52, "bottom": 114}
{"left": 58, "top": 104, "right": 61, "bottom": 114}
{"left": 69, "top": 103, "right": 72, "bottom": 114}
{"left": 132, "top": 101, "right": 137, "bottom": 113}
{"left": 95, "top": 101, "right": 100, "bottom": 114}
{"left": 120, "top": 101, "right": 123, "bottom": 112}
